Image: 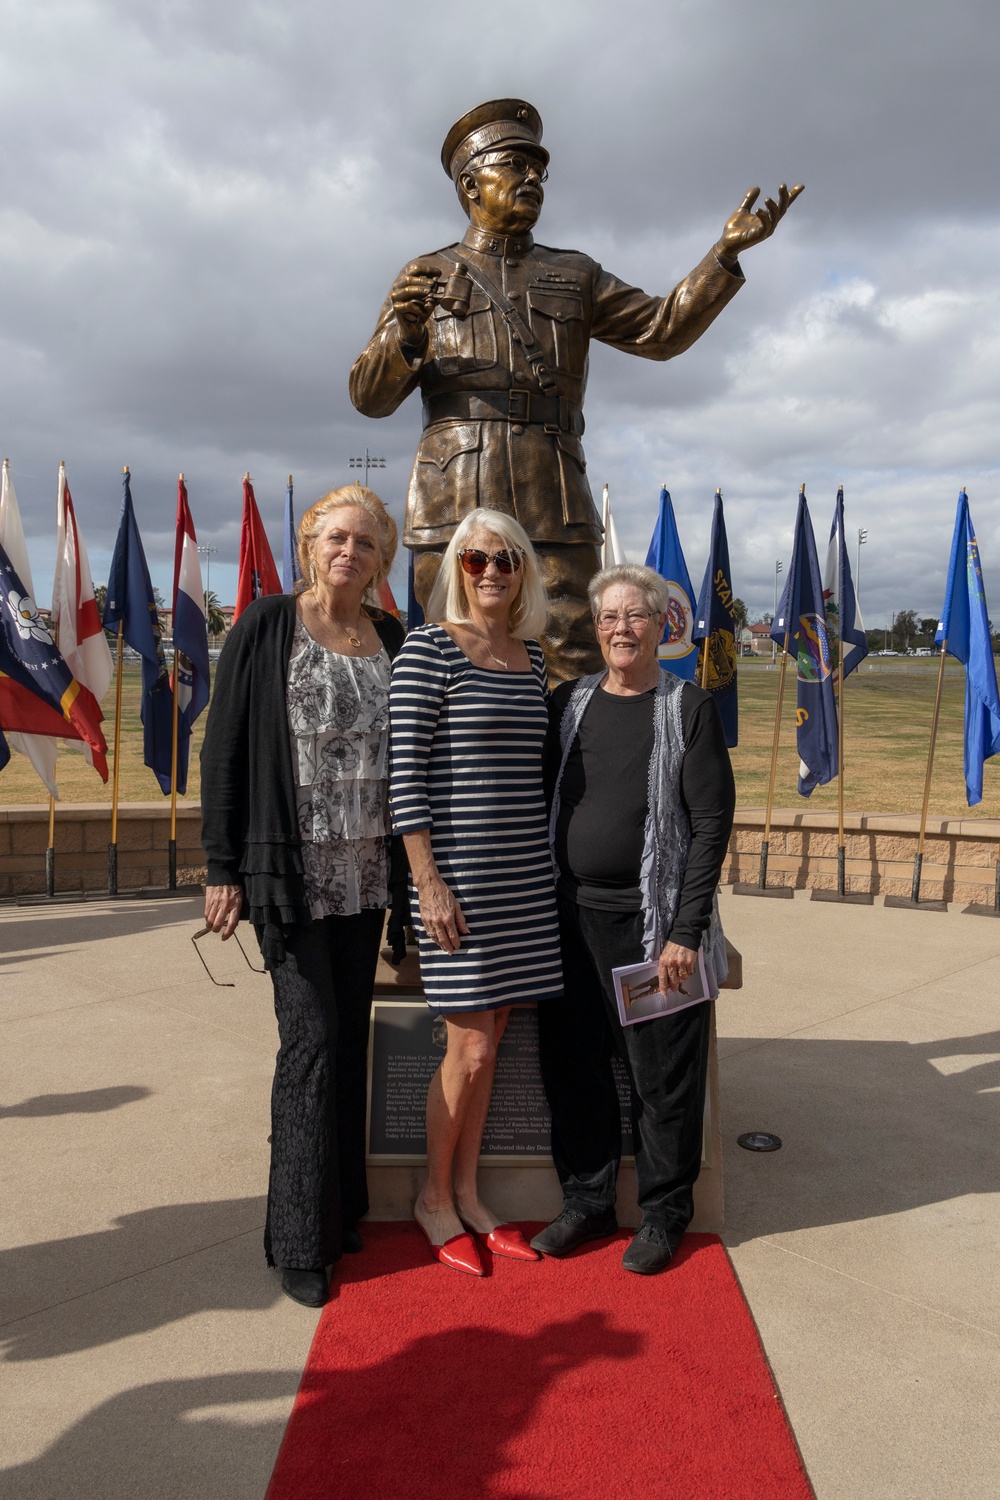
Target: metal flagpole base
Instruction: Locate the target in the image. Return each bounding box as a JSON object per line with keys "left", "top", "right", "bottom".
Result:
{"left": 123, "top": 885, "right": 203, "bottom": 900}
{"left": 811, "top": 889, "right": 874, "bottom": 905}
{"left": 17, "top": 891, "right": 90, "bottom": 907}
{"left": 168, "top": 837, "right": 177, "bottom": 891}
{"left": 45, "top": 847, "right": 55, "bottom": 899}
{"left": 963, "top": 861, "right": 1000, "bottom": 917}
{"left": 733, "top": 883, "right": 794, "bottom": 899}
{"left": 108, "top": 842, "right": 118, "bottom": 897}
{"left": 884, "top": 895, "right": 948, "bottom": 913}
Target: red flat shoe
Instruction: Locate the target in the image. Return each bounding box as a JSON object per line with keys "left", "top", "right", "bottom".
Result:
{"left": 418, "top": 1223, "right": 484, "bottom": 1277}
{"left": 482, "top": 1224, "right": 541, "bottom": 1261}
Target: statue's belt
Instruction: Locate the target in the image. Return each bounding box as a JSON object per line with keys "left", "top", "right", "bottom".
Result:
{"left": 422, "top": 389, "right": 584, "bottom": 434}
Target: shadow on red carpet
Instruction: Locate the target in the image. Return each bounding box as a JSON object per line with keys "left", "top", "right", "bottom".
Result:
{"left": 266, "top": 1222, "right": 813, "bottom": 1500}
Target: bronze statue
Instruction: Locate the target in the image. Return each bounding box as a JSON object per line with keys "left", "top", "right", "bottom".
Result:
{"left": 350, "top": 99, "right": 803, "bottom": 681}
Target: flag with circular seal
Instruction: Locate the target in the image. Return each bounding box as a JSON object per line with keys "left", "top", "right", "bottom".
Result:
{"left": 770, "top": 491, "right": 838, "bottom": 795}
{"left": 644, "top": 486, "right": 697, "bottom": 680}
{"left": 693, "top": 491, "right": 738, "bottom": 746}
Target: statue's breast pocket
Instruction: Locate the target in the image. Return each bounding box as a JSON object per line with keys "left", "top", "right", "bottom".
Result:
{"left": 430, "top": 290, "right": 497, "bottom": 375}
{"left": 526, "top": 289, "right": 586, "bottom": 375}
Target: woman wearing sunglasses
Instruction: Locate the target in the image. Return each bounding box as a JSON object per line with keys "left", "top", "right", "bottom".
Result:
{"left": 389, "top": 508, "right": 561, "bottom": 1275}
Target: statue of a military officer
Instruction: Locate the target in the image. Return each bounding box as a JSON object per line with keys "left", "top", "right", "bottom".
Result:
{"left": 350, "top": 99, "right": 802, "bottom": 681}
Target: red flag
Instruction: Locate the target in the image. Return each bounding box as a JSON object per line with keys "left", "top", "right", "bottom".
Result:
{"left": 377, "top": 579, "right": 400, "bottom": 617}
{"left": 234, "top": 474, "right": 281, "bottom": 621}
{"left": 52, "top": 464, "right": 114, "bottom": 776}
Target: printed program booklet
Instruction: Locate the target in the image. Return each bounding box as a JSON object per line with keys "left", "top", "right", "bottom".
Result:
{"left": 612, "top": 951, "right": 718, "bottom": 1028}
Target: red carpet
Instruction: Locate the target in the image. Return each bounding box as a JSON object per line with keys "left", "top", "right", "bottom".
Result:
{"left": 266, "top": 1223, "right": 813, "bottom": 1500}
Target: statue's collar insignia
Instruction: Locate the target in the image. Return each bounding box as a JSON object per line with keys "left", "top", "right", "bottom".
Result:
{"left": 462, "top": 226, "right": 534, "bottom": 257}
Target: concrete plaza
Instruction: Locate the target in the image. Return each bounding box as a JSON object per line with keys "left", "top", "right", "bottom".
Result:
{"left": 1, "top": 885, "right": 998, "bottom": 1497}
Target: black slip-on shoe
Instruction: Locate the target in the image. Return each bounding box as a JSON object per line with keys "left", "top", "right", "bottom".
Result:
{"left": 529, "top": 1208, "right": 618, "bottom": 1257}
{"left": 280, "top": 1267, "right": 328, "bottom": 1307}
{"left": 341, "top": 1227, "right": 364, "bottom": 1254}
{"left": 621, "top": 1223, "right": 684, "bottom": 1275}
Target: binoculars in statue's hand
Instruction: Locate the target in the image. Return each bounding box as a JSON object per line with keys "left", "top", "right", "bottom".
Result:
{"left": 429, "top": 262, "right": 473, "bottom": 318}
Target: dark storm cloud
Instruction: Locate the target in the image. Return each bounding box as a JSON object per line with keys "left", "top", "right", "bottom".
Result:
{"left": 0, "top": 0, "right": 997, "bottom": 618}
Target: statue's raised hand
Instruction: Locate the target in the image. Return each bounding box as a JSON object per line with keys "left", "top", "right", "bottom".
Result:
{"left": 716, "top": 183, "right": 804, "bottom": 263}
{"left": 390, "top": 260, "right": 440, "bottom": 348}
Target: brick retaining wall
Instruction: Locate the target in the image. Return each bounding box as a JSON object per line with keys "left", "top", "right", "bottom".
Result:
{"left": 1, "top": 803, "right": 998, "bottom": 903}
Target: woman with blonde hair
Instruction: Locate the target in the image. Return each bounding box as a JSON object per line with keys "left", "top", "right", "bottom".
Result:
{"left": 389, "top": 507, "right": 561, "bottom": 1276}
{"left": 201, "top": 484, "right": 404, "bottom": 1307}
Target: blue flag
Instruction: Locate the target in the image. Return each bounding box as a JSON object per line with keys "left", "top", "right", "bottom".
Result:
{"left": 282, "top": 475, "right": 301, "bottom": 594}
{"left": 0, "top": 539, "right": 108, "bottom": 771}
{"left": 103, "top": 471, "right": 174, "bottom": 795}
{"left": 823, "top": 488, "right": 868, "bottom": 680}
{"left": 692, "top": 492, "right": 738, "bottom": 746}
{"left": 934, "top": 491, "right": 1000, "bottom": 806}
{"left": 771, "top": 491, "right": 838, "bottom": 795}
{"left": 406, "top": 551, "right": 425, "bottom": 631}
{"left": 644, "top": 487, "right": 697, "bottom": 680}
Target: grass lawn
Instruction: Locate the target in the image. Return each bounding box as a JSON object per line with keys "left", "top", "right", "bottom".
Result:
{"left": 1, "top": 656, "right": 998, "bottom": 820}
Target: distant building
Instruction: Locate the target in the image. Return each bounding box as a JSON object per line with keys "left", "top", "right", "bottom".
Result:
{"left": 747, "top": 622, "right": 773, "bottom": 656}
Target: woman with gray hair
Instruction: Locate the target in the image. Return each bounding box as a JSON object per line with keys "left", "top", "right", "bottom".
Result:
{"left": 531, "top": 562, "right": 735, "bottom": 1275}
{"left": 389, "top": 508, "right": 559, "bottom": 1276}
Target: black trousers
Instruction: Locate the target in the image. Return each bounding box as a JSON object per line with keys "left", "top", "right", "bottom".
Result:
{"left": 537, "top": 896, "right": 711, "bottom": 1233}
{"left": 263, "top": 909, "right": 384, "bottom": 1270}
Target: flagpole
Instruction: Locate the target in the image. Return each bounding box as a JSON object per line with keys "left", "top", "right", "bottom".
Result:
{"left": 45, "top": 611, "right": 59, "bottom": 898}
{"left": 108, "top": 620, "right": 125, "bottom": 897}
{"left": 735, "top": 630, "right": 793, "bottom": 900}
{"left": 169, "top": 646, "right": 180, "bottom": 891}
{"left": 836, "top": 608, "right": 846, "bottom": 895}
{"left": 166, "top": 473, "right": 183, "bottom": 890}
{"left": 913, "top": 641, "right": 947, "bottom": 904}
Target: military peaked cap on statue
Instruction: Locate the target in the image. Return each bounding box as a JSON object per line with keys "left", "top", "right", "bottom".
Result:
{"left": 441, "top": 99, "right": 548, "bottom": 182}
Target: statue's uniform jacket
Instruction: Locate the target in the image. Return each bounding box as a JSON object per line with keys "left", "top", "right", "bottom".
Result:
{"left": 350, "top": 226, "right": 744, "bottom": 551}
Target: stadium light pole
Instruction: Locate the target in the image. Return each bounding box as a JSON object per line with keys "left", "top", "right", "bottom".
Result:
{"left": 856, "top": 527, "right": 867, "bottom": 611}
{"left": 349, "top": 449, "right": 386, "bottom": 487}
{"left": 771, "top": 560, "right": 783, "bottom": 665}
{"left": 197, "top": 544, "right": 217, "bottom": 596}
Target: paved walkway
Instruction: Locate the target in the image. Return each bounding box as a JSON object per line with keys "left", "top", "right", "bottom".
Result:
{"left": 1, "top": 887, "right": 997, "bottom": 1497}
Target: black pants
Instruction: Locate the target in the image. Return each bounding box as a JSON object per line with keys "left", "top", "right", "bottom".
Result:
{"left": 537, "top": 896, "right": 711, "bottom": 1233}
{"left": 264, "top": 909, "right": 384, "bottom": 1270}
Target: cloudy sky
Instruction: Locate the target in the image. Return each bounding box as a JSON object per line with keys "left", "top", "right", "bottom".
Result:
{"left": 2, "top": 0, "right": 998, "bottom": 626}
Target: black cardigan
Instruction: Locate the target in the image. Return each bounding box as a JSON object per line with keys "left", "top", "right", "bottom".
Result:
{"left": 200, "top": 593, "right": 405, "bottom": 965}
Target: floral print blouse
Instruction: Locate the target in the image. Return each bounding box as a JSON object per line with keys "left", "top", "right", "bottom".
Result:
{"left": 286, "top": 617, "right": 391, "bottom": 919}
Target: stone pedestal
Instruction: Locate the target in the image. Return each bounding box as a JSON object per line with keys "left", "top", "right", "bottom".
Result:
{"left": 364, "top": 939, "right": 740, "bottom": 1235}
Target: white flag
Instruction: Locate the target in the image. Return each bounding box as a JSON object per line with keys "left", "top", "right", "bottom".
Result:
{"left": 0, "top": 460, "right": 59, "bottom": 796}
{"left": 601, "top": 483, "right": 628, "bottom": 568}
{"left": 52, "top": 464, "right": 114, "bottom": 766}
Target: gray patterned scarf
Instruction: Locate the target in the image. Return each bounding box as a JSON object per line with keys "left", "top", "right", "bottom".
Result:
{"left": 549, "top": 671, "right": 727, "bottom": 983}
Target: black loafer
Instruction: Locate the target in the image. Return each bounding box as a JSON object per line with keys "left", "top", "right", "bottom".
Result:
{"left": 529, "top": 1208, "right": 618, "bottom": 1257}
{"left": 280, "top": 1267, "right": 328, "bottom": 1307}
{"left": 621, "top": 1223, "right": 683, "bottom": 1275}
{"left": 341, "top": 1226, "right": 364, "bottom": 1255}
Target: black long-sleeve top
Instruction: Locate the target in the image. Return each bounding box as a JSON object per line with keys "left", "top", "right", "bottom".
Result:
{"left": 544, "top": 678, "right": 736, "bottom": 951}
{"left": 200, "top": 593, "right": 404, "bottom": 964}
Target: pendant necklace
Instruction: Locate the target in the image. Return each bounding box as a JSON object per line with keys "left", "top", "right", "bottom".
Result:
{"left": 483, "top": 638, "right": 510, "bottom": 670}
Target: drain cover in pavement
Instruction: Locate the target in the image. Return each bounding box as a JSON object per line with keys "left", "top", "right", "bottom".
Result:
{"left": 737, "top": 1132, "right": 782, "bottom": 1152}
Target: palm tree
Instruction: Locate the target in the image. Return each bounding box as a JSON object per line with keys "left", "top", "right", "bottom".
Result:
{"left": 204, "top": 590, "right": 226, "bottom": 640}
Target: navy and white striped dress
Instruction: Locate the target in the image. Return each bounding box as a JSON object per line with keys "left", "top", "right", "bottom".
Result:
{"left": 389, "top": 624, "right": 562, "bottom": 1013}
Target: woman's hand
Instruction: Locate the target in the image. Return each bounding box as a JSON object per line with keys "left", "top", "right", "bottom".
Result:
{"left": 416, "top": 872, "right": 469, "bottom": 954}
{"left": 658, "top": 941, "right": 698, "bottom": 996}
{"left": 204, "top": 884, "right": 243, "bottom": 941}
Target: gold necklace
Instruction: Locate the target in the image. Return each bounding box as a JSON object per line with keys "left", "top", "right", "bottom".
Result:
{"left": 310, "top": 593, "right": 364, "bottom": 647}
